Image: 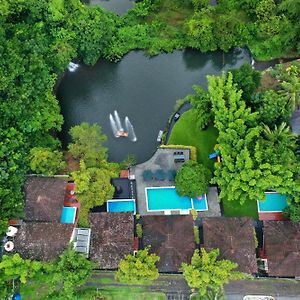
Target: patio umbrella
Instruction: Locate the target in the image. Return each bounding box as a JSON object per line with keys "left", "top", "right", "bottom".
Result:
{"left": 143, "top": 170, "right": 153, "bottom": 181}
{"left": 167, "top": 169, "right": 176, "bottom": 181}
{"left": 154, "top": 169, "right": 166, "bottom": 181}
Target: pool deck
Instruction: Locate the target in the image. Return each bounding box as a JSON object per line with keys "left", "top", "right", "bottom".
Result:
{"left": 130, "top": 148, "right": 221, "bottom": 216}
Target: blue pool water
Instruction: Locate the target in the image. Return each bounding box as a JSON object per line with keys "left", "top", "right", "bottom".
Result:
{"left": 146, "top": 187, "right": 208, "bottom": 211}
{"left": 107, "top": 199, "right": 136, "bottom": 213}
{"left": 60, "top": 207, "right": 77, "bottom": 224}
{"left": 258, "top": 193, "right": 288, "bottom": 212}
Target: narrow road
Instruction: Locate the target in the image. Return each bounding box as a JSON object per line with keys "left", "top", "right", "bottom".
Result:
{"left": 88, "top": 271, "right": 300, "bottom": 300}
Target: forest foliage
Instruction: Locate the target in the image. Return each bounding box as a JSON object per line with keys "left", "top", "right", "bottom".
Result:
{"left": 1, "top": 0, "right": 300, "bottom": 232}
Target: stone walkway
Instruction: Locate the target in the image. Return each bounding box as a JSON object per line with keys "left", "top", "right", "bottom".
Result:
{"left": 130, "top": 148, "right": 221, "bottom": 217}
{"left": 198, "top": 186, "right": 221, "bottom": 218}
{"left": 130, "top": 148, "right": 190, "bottom": 215}
{"left": 290, "top": 108, "right": 300, "bottom": 135}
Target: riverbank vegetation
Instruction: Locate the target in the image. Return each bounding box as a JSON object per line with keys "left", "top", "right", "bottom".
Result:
{"left": 106, "top": 0, "right": 300, "bottom": 60}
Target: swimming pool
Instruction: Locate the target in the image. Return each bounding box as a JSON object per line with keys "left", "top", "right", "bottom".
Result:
{"left": 107, "top": 199, "right": 136, "bottom": 213}
{"left": 145, "top": 186, "right": 208, "bottom": 213}
{"left": 60, "top": 207, "right": 77, "bottom": 224}
{"left": 257, "top": 192, "right": 288, "bottom": 212}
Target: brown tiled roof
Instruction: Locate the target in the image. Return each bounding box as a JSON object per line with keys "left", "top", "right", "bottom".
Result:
{"left": 25, "top": 177, "right": 67, "bottom": 222}
{"left": 14, "top": 222, "right": 73, "bottom": 261}
{"left": 142, "top": 215, "right": 195, "bottom": 272}
{"left": 264, "top": 221, "right": 300, "bottom": 277}
{"left": 89, "top": 212, "right": 134, "bottom": 269}
{"left": 202, "top": 217, "right": 258, "bottom": 274}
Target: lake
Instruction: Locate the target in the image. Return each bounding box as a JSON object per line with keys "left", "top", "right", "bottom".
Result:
{"left": 57, "top": 49, "right": 251, "bottom": 163}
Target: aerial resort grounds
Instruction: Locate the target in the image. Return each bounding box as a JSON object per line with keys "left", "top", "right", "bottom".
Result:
{"left": 1, "top": 0, "right": 300, "bottom": 299}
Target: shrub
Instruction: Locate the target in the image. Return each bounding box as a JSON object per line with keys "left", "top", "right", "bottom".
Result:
{"left": 194, "top": 226, "right": 200, "bottom": 244}
{"left": 190, "top": 209, "right": 198, "bottom": 221}
{"left": 136, "top": 223, "right": 143, "bottom": 238}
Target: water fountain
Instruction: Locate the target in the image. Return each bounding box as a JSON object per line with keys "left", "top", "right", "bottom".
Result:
{"left": 125, "top": 116, "right": 137, "bottom": 142}
{"left": 68, "top": 62, "right": 79, "bottom": 72}
{"left": 109, "top": 111, "right": 137, "bottom": 141}
{"left": 109, "top": 114, "right": 119, "bottom": 137}
{"left": 114, "top": 110, "right": 124, "bottom": 132}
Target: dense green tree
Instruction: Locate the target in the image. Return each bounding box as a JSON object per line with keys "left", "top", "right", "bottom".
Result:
{"left": 72, "top": 161, "right": 118, "bottom": 227}
{"left": 284, "top": 200, "right": 300, "bottom": 222}
{"left": 256, "top": 90, "right": 291, "bottom": 126}
{"left": 175, "top": 160, "right": 211, "bottom": 197}
{"left": 186, "top": 8, "right": 217, "bottom": 52}
{"left": 29, "top": 147, "right": 66, "bottom": 175}
{"left": 209, "top": 72, "right": 300, "bottom": 203}
{"left": 47, "top": 248, "right": 93, "bottom": 298}
{"left": 68, "top": 122, "right": 108, "bottom": 168}
{"left": 115, "top": 247, "right": 159, "bottom": 284}
{"left": 186, "top": 85, "right": 212, "bottom": 130}
{"left": 278, "top": 65, "right": 300, "bottom": 111}
{"left": 0, "top": 254, "right": 42, "bottom": 298}
{"left": 0, "top": 0, "right": 117, "bottom": 229}
{"left": 181, "top": 248, "right": 246, "bottom": 296}
{"left": 230, "top": 63, "right": 261, "bottom": 104}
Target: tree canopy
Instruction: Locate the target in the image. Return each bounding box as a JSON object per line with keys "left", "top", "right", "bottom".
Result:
{"left": 115, "top": 247, "right": 159, "bottom": 284}
{"left": 175, "top": 160, "right": 211, "bottom": 197}
{"left": 181, "top": 248, "right": 246, "bottom": 296}
{"left": 0, "top": 254, "right": 42, "bottom": 298}
{"left": 46, "top": 247, "right": 93, "bottom": 298}
{"left": 68, "top": 122, "right": 108, "bottom": 168}
{"left": 29, "top": 147, "right": 66, "bottom": 176}
{"left": 208, "top": 72, "right": 300, "bottom": 205}
{"left": 72, "top": 160, "right": 119, "bottom": 227}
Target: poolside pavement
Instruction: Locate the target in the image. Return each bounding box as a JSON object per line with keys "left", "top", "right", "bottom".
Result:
{"left": 130, "top": 148, "right": 222, "bottom": 217}
{"left": 130, "top": 147, "right": 190, "bottom": 215}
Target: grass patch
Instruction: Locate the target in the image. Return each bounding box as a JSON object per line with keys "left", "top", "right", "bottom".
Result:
{"left": 20, "top": 274, "right": 53, "bottom": 299}
{"left": 146, "top": 0, "right": 193, "bottom": 28}
{"left": 168, "top": 110, "right": 218, "bottom": 171}
{"left": 78, "top": 286, "right": 167, "bottom": 300}
{"left": 222, "top": 199, "right": 258, "bottom": 219}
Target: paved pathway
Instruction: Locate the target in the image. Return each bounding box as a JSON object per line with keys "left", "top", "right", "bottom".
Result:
{"left": 88, "top": 271, "right": 300, "bottom": 300}
{"left": 165, "top": 102, "right": 192, "bottom": 143}
{"left": 290, "top": 108, "right": 300, "bottom": 135}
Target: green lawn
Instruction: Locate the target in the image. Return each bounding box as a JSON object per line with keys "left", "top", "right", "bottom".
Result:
{"left": 222, "top": 199, "right": 258, "bottom": 219}
{"left": 168, "top": 110, "right": 218, "bottom": 171}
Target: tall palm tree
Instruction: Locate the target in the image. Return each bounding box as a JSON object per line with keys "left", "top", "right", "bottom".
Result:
{"left": 279, "top": 76, "right": 300, "bottom": 112}
{"left": 262, "top": 122, "right": 295, "bottom": 143}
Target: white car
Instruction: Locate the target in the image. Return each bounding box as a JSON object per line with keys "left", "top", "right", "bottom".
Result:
{"left": 243, "top": 296, "right": 275, "bottom": 300}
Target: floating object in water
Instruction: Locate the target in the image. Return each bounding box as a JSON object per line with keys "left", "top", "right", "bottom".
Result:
{"left": 68, "top": 62, "right": 79, "bottom": 72}
{"left": 109, "top": 111, "right": 137, "bottom": 142}
{"left": 157, "top": 130, "right": 163, "bottom": 142}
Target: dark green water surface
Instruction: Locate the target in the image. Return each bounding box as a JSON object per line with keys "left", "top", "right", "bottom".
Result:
{"left": 57, "top": 49, "right": 250, "bottom": 163}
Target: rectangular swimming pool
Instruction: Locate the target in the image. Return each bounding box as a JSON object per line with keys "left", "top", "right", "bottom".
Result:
{"left": 257, "top": 192, "right": 288, "bottom": 212}
{"left": 107, "top": 199, "right": 136, "bottom": 213}
{"left": 146, "top": 186, "right": 208, "bottom": 212}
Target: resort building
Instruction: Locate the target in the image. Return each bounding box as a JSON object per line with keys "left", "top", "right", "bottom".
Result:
{"left": 263, "top": 221, "right": 300, "bottom": 278}
{"left": 9, "top": 177, "right": 79, "bottom": 260}
{"left": 142, "top": 215, "right": 195, "bottom": 272}
{"left": 202, "top": 217, "right": 258, "bottom": 274}
{"left": 14, "top": 223, "right": 74, "bottom": 261}
{"left": 89, "top": 212, "right": 134, "bottom": 269}
{"left": 24, "top": 176, "right": 68, "bottom": 222}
